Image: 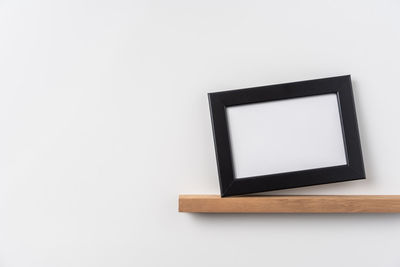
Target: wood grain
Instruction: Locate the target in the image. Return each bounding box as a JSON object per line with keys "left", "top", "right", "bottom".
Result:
{"left": 179, "top": 195, "right": 400, "bottom": 213}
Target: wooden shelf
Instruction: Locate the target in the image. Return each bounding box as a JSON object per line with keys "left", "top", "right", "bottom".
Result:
{"left": 179, "top": 194, "right": 400, "bottom": 213}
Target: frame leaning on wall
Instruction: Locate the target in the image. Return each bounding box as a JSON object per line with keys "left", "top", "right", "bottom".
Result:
{"left": 208, "top": 75, "right": 365, "bottom": 197}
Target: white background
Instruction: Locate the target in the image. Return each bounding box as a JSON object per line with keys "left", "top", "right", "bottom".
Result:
{"left": 227, "top": 94, "right": 347, "bottom": 178}
{"left": 0, "top": 0, "right": 400, "bottom": 266}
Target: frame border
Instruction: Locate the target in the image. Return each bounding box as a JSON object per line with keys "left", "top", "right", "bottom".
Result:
{"left": 208, "top": 75, "right": 365, "bottom": 197}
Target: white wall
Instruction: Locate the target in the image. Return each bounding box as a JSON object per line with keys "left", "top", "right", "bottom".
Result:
{"left": 1, "top": 0, "right": 400, "bottom": 266}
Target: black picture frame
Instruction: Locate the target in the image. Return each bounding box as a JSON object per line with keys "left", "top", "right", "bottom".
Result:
{"left": 208, "top": 75, "right": 365, "bottom": 197}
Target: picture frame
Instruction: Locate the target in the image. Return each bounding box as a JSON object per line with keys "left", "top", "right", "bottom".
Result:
{"left": 208, "top": 75, "right": 365, "bottom": 197}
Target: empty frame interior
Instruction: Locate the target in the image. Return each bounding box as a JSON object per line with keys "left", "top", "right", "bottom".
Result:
{"left": 226, "top": 93, "right": 347, "bottom": 179}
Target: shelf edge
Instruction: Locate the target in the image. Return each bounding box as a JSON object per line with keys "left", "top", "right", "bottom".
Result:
{"left": 179, "top": 194, "right": 400, "bottom": 213}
